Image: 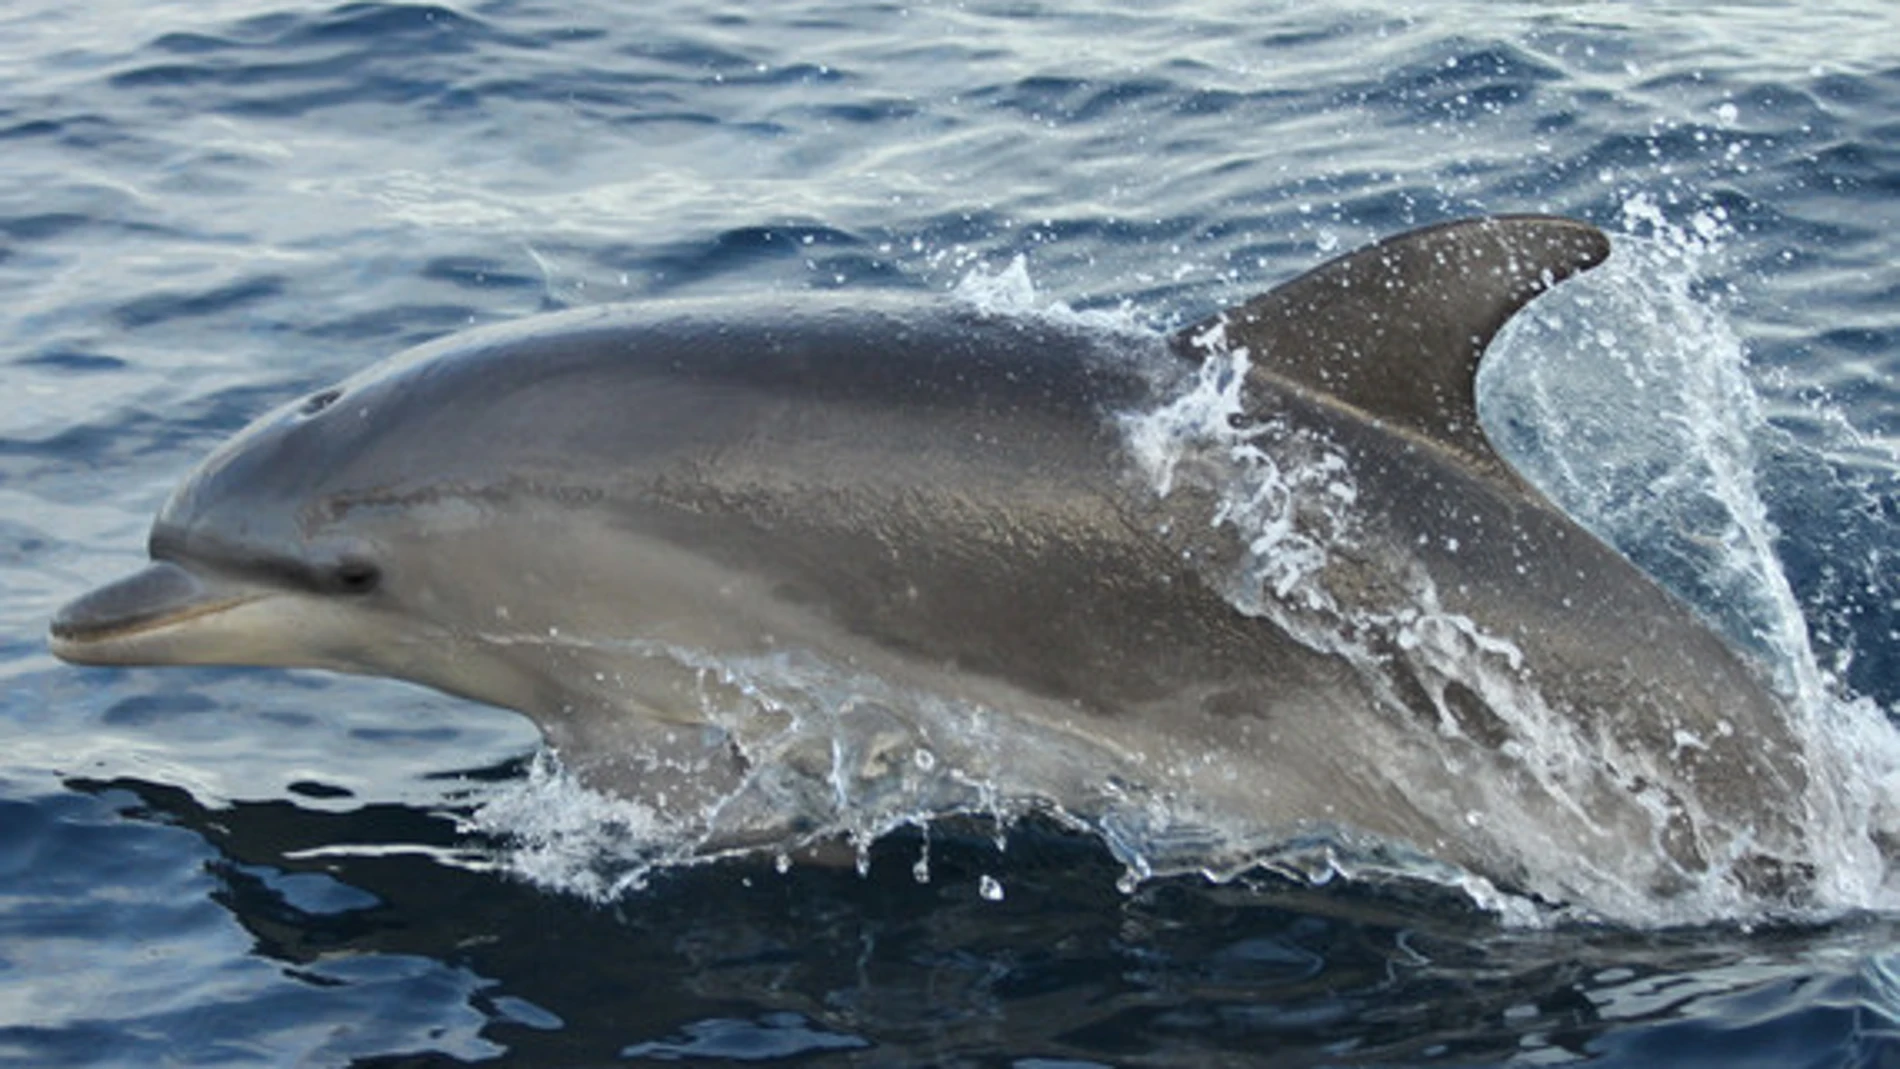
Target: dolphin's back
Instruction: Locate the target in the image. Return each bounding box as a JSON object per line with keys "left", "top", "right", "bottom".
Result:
{"left": 389, "top": 300, "right": 1299, "bottom": 707}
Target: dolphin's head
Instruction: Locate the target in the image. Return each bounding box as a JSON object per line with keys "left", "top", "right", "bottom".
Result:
{"left": 48, "top": 309, "right": 862, "bottom": 812}
{"left": 48, "top": 335, "right": 616, "bottom": 718}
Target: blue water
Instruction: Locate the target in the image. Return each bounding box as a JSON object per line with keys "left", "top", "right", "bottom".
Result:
{"left": 4, "top": 0, "right": 1898, "bottom": 1064}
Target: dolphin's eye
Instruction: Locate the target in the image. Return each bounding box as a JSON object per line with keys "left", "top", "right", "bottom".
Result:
{"left": 300, "top": 388, "right": 343, "bottom": 416}
{"left": 332, "top": 559, "right": 381, "bottom": 595}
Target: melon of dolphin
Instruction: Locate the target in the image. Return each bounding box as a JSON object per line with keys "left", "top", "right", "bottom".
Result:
{"left": 50, "top": 216, "right": 1818, "bottom": 907}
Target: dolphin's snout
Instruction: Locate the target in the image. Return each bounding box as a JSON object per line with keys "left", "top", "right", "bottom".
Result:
{"left": 50, "top": 561, "right": 228, "bottom": 663}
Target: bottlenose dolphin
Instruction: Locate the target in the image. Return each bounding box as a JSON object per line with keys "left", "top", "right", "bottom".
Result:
{"left": 50, "top": 216, "right": 1819, "bottom": 908}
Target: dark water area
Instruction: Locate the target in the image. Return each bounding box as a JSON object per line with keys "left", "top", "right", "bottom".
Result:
{"left": 3, "top": 1, "right": 1898, "bottom": 1065}
{"left": 27, "top": 777, "right": 1900, "bottom": 1067}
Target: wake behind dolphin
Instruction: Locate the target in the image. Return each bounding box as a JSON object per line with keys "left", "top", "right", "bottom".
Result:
{"left": 50, "top": 216, "right": 1847, "bottom": 918}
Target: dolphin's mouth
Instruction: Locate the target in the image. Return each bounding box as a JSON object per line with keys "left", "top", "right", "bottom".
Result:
{"left": 49, "top": 561, "right": 261, "bottom": 662}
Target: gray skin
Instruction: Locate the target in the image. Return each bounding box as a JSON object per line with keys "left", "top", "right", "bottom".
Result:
{"left": 50, "top": 217, "right": 1818, "bottom": 906}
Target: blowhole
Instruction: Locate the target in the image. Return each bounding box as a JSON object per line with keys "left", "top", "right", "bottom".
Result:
{"left": 299, "top": 388, "right": 343, "bottom": 416}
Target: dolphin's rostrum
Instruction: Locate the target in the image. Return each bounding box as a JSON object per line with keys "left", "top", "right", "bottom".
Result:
{"left": 51, "top": 216, "right": 1823, "bottom": 910}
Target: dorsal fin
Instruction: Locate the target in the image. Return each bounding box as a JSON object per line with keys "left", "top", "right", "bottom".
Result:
{"left": 1171, "top": 215, "right": 1610, "bottom": 489}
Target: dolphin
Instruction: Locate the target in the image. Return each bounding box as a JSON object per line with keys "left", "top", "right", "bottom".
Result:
{"left": 50, "top": 216, "right": 1819, "bottom": 908}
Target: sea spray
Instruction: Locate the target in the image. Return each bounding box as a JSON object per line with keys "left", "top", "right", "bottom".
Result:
{"left": 1482, "top": 199, "right": 1900, "bottom": 914}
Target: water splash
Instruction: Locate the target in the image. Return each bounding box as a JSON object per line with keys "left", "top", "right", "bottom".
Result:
{"left": 1481, "top": 198, "right": 1809, "bottom": 680}
{"left": 951, "top": 254, "right": 1149, "bottom": 336}
{"left": 952, "top": 253, "right": 1040, "bottom": 313}
{"left": 1113, "top": 312, "right": 1699, "bottom": 923}
{"left": 1482, "top": 198, "right": 1900, "bottom": 915}
{"left": 466, "top": 751, "right": 681, "bottom": 899}
{"left": 464, "top": 641, "right": 1118, "bottom": 901}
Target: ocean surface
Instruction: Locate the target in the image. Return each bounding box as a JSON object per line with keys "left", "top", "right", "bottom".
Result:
{"left": 4, "top": 0, "right": 1898, "bottom": 1065}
